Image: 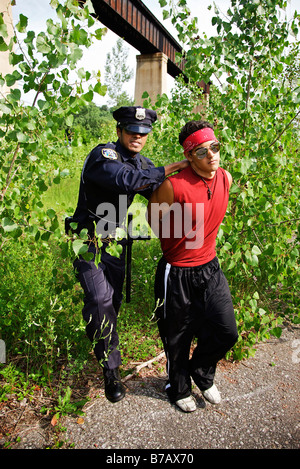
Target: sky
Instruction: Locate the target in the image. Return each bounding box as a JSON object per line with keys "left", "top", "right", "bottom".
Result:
{"left": 11, "top": 0, "right": 300, "bottom": 105}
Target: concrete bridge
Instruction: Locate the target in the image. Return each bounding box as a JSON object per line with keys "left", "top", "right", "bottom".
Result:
{"left": 0, "top": 0, "right": 209, "bottom": 106}
{"left": 91, "top": 0, "right": 209, "bottom": 105}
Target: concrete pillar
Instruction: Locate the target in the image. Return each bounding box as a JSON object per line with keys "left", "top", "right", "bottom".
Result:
{"left": 134, "top": 52, "right": 168, "bottom": 106}
{"left": 0, "top": 0, "right": 14, "bottom": 96}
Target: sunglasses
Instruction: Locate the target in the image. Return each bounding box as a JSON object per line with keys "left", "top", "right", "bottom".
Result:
{"left": 193, "top": 142, "right": 221, "bottom": 159}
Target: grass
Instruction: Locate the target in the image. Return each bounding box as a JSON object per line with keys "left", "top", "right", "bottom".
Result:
{"left": 44, "top": 177, "right": 80, "bottom": 217}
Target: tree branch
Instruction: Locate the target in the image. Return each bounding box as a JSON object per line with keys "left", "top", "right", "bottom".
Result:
{"left": 32, "top": 71, "right": 49, "bottom": 108}
{"left": 268, "top": 108, "right": 300, "bottom": 148}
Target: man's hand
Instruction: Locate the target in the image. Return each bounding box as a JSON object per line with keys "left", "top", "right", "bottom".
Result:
{"left": 164, "top": 159, "right": 189, "bottom": 176}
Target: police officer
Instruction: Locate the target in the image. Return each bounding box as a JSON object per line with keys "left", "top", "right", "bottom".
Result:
{"left": 67, "top": 106, "right": 189, "bottom": 403}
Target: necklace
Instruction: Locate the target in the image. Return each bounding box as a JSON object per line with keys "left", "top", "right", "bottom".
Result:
{"left": 198, "top": 174, "right": 216, "bottom": 200}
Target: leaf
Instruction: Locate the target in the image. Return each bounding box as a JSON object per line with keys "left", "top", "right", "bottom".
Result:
{"left": 47, "top": 208, "right": 56, "bottom": 219}
{"left": 16, "top": 14, "right": 28, "bottom": 33}
{"left": 0, "top": 37, "right": 8, "bottom": 51}
{"left": 36, "top": 33, "right": 51, "bottom": 54}
{"left": 16, "top": 131, "right": 28, "bottom": 143}
{"left": 2, "top": 217, "right": 18, "bottom": 232}
{"left": 94, "top": 82, "right": 107, "bottom": 96}
{"left": 252, "top": 245, "right": 262, "bottom": 256}
{"left": 68, "top": 46, "right": 83, "bottom": 65}
{"left": 65, "top": 114, "right": 74, "bottom": 126}
{"left": 72, "top": 239, "right": 88, "bottom": 256}
{"left": 51, "top": 414, "right": 58, "bottom": 426}
{"left": 82, "top": 89, "right": 93, "bottom": 102}
{"left": 9, "top": 88, "right": 21, "bottom": 102}
{"left": 251, "top": 254, "right": 259, "bottom": 266}
{"left": 5, "top": 71, "right": 22, "bottom": 87}
{"left": 60, "top": 83, "right": 72, "bottom": 97}
{"left": 163, "top": 10, "right": 170, "bottom": 20}
{"left": 79, "top": 228, "right": 88, "bottom": 240}
{"left": 60, "top": 169, "right": 69, "bottom": 177}
{"left": 94, "top": 28, "right": 106, "bottom": 40}
{"left": 105, "top": 242, "right": 123, "bottom": 258}
{"left": 77, "top": 417, "right": 84, "bottom": 425}
{"left": 0, "top": 102, "right": 11, "bottom": 114}
{"left": 115, "top": 227, "right": 126, "bottom": 241}
{"left": 270, "top": 327, "right": 282, "bottom": 338}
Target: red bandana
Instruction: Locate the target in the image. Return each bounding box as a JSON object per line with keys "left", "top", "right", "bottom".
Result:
{"left": 182, "top": 128, "right": 218, "bottom": 152}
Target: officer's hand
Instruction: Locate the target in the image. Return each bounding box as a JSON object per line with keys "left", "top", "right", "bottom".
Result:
{"left": 177, "top": 159, "right": 190, "bottom": 171}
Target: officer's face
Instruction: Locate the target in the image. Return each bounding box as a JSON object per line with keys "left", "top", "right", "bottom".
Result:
{"left": 117, "top": 128, "right": 148, "bottom": 156}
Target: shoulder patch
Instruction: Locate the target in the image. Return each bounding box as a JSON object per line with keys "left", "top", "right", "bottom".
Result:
{"left": 102, "top": 148, "right": 118, "bottom": 160}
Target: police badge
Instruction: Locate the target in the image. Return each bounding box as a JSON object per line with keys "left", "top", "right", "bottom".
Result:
{"left": 135, "top": 108, "right": 146, "bottom": 120}
{"left": 102, "top": 148, "right": 118, "bottom": 160}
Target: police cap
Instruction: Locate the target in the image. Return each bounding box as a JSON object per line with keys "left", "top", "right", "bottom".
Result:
{"left": 113, "top": 106, "right": 157, "bottom": 134}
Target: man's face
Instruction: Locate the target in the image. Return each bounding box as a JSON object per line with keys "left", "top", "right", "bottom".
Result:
{"left": 186, "top": 140, "right": 220, "bottom": 175}
{"left": 117, "top": 127, "right": 148, "bottom": 155}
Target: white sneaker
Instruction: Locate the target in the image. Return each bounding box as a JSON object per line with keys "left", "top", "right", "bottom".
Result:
{"left": 202, "top": 384, "right": 221, "bottom": 404}
{"left": 175, "top": 395, "right": 197, "bottom": 412}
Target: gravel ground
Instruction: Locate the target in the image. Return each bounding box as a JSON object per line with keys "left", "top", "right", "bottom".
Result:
{"left": 9, "top": 324, "right": 299, "bottom": 453}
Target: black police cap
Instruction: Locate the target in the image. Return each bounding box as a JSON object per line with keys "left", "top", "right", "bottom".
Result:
{"left": 113, "top": 106, "right": 157, "bottom": 134}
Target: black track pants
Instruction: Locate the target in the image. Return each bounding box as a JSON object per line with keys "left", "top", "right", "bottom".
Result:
{"left": 73, "top": 242, "right": 126, "bottom": 370}
{"left": 154, "top": 256, "right": 238, "bottom": 402}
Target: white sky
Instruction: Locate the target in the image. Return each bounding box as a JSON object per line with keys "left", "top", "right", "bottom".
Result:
{"left": 11, "top": 0, "right": 300, "bottom": 105}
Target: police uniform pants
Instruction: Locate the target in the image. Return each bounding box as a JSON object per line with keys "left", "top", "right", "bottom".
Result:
{"left": 154, "top": 256, "right": 238, "bottom": 402}
{"left": 73, "top": 242, "right": 126, "bottom": 370}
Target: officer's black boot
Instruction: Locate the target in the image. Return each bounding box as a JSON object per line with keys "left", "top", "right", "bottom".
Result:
{"left": 103, "top": 367, "right": 125, "bottom": 403}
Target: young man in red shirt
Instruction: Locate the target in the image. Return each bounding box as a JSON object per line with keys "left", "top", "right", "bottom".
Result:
{"left": 147, "top": 120, "right": 238, "bottom": 412}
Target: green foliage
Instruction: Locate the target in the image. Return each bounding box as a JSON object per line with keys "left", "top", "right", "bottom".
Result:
{"left": 54, "top": 386, "right": 88, "bottom": 418}
{"left": 0, "top": 0, "right": 106, "bottom": 255}
{"left": 71, "top": 103, "right": 115, "bottom": 142}
{"left": 0, "top": 240, "right": 90, "bottom": 382}
{"left": 0, "top": 364, "right": 37, "bottom": 402}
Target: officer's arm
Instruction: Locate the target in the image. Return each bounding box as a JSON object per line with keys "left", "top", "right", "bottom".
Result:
{"left": 146, "top": 179, "right": 174, "bottom": 238}
{"left": 85, "top": 151, "right": 188, "bottom": 194}
{"left": 134, "top": 160, "right": 189, "bottom": 192}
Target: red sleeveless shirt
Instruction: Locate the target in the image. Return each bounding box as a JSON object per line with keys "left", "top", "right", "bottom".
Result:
{"left": 160, "top": 166, "right": 229, "bottom": 266}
